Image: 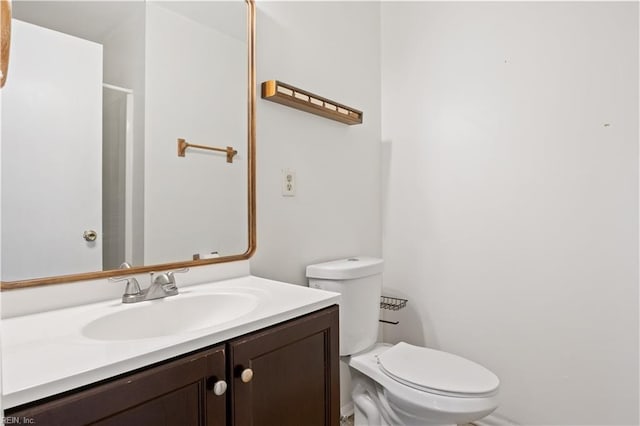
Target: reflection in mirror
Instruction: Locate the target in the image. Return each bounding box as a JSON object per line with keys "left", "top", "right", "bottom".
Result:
{"left": 1, "top": 1, "right": 254, "bottom": 286}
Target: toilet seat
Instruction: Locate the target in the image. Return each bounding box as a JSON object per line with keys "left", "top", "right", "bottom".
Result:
{"left": 376, "top": 342, "right": 499, "bottom": 398}
{"left": 350, "top": 344, "right": 499, "bottom": 425}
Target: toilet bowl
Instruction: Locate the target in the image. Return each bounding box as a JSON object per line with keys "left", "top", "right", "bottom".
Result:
{"left": 306, "top": 257, "right": 500, "bottom": 426}
{"left": 349, "top": 343, "right": 498, "bottom": 426}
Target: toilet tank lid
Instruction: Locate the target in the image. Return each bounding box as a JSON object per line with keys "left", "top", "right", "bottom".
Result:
{"left": 306, "top": 257, "right": 383, "bottom": 280}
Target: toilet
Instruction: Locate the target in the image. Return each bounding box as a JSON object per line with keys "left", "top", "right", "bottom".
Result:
{"left": 307, "top": 257, "right": 499, "bottom": 426}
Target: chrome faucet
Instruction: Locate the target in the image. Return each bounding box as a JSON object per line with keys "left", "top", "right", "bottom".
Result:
{"left": 145, "top": 270, "right": 185, "bottom": 300}
{"left": 110, "top": 263, "right": 189, "bottom": 303}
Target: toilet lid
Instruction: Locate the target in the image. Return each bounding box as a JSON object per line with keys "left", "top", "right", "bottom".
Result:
{"left": 377, "top": 342, "right": 499, "bottom": 397}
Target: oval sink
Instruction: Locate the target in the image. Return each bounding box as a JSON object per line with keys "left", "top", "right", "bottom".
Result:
{"left": 82, "top": 293, "right": 258, "bottom": 341}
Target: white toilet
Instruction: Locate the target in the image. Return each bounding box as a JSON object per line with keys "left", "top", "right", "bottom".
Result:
{"left": 307, "top": 257, "right": 499, "bottom": 426}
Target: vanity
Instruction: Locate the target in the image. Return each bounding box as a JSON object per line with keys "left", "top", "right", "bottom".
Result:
{"left": 0, "top": 1, "right": 343, "bottom": 424}
{"left": 2, "top": 275, "right": 340, "bottom": 425}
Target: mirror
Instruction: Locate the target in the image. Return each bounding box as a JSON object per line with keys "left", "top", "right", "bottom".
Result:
{"left": 0, "top": 0, "right": 256, "bottom": 289}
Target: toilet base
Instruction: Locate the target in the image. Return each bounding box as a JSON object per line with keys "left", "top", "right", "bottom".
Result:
{"left": 352, "top": 370, "right": 455, "bottom": 426}
{"left": 349, "top": 344, "right": 498, "bottom": 426}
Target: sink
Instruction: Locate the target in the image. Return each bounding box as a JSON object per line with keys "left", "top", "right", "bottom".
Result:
{"left": 82, "top": 293, "right": 258, "bottom": 340}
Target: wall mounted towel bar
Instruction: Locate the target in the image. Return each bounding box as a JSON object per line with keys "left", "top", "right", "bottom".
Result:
{"left": 177, "top": 138, "right": 237, "bottom": 163}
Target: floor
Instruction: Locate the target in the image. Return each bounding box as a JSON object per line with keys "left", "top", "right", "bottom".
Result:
{"left": 341, "top": 416, "right": 474, "bottom": 426}
{"left": 340, "top": 415, "right": 353, "bottom": 426}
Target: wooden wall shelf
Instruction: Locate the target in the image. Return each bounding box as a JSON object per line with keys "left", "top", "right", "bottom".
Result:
{"left": 261, "top": 80, "right": 362, "bottom": 125}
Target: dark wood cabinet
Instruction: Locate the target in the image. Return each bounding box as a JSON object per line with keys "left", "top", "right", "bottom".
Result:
{"left": 5, "top": 306, "right": 339, "bottom": 426}
{"left": 6, "top": 345, "right": 227, "bottom": 426}
{"left": 229, "top": 305, "right": 339, "bottom": 426}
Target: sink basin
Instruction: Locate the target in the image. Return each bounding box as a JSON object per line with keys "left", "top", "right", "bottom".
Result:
{"left": 82, "top": 293, "right": 258, "bottom": 340}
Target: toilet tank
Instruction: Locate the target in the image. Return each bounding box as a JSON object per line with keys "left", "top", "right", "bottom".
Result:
{"left": 306, "top": 257, "right": 383, "bottom": 356}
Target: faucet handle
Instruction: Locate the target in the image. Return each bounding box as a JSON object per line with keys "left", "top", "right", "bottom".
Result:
{"left": 150, "top": 272, "right": 170, "bottom": 285}
{"left": 149, "top": 268, "right": 188, "bottom": 293}
{"left": 110, "top": 273, "right": 143, "bottom": 303}
{"left": 109, "top": 262, "right": 136, "bottom": 282}
{"left": 123, "top": 277, "right": 142, "bottom": 297}
{"left": 167, "top": 268, "right": 189, "bottom": 282}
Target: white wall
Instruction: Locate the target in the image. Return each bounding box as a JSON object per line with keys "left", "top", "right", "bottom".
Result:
{"left": 380, "top": 2, "right": 638, "bottom": 425}
{"left": 102, "top": 7, "right": 146, "bottom": 267}
{"left": 250, "top": 1, "right": 382, "bottom": 285}
{"left": 145, "top": 3, "right": 247, "bottom": 264}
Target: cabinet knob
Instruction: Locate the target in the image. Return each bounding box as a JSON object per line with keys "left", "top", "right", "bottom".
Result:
{"left": 240, "top": 368, "right": 254, "bottom": 383}
{"left": 206, "top": 377, "right": 227, "bottom": 396}
{"left": 213, "top": 380, "right": 227, "bottom": 396}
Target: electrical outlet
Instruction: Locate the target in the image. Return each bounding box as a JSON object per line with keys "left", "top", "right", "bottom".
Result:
{"left": 282, "top": 169, "right": 296, "bottom": 197}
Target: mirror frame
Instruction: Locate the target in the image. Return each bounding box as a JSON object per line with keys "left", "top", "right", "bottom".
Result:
{"left": 0, "top": 0, "right": 10, "bottom": 88}
{"left": 0, "top": 0, "right": 256, "bottom": 290}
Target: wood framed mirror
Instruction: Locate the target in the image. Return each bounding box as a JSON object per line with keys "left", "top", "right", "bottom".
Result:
{"left": 0, "top": 0, "right": 256, "bottom": 290}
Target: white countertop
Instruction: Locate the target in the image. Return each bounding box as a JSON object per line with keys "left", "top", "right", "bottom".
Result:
{"left": 1, "top": 275, "right": 340, "bottom": 408}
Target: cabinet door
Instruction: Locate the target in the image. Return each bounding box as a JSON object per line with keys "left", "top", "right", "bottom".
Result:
{"left": 6, "top": 345, "right": 227, "bottom": 426}
{"left": 229, "top": 305, "right": 339, "bottom": 426}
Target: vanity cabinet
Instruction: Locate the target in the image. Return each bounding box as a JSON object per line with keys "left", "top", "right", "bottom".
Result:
{"left": 5, "top": 345, "right": 228, "bottom": 426}
{"left": 229, "top": 305, "right": 339, "bottom": 426}
{"left": 5, "top": 306, "right": 339, "bottom": 426}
